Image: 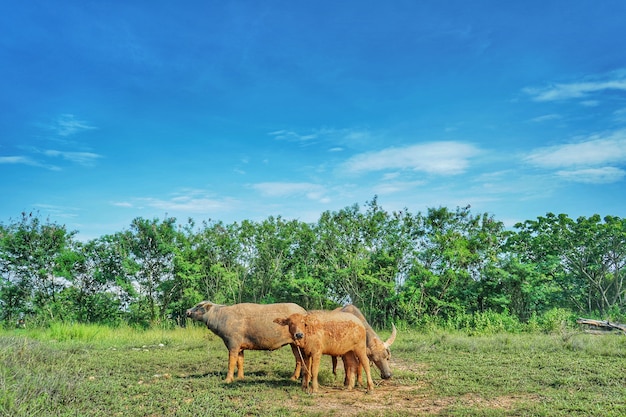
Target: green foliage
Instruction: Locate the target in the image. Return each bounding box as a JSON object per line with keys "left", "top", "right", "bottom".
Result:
{"left": 508, "top": 213, "right": 626, "bottom": 317}
{"left": 0, "top": 212, "right": 75, "bottom": 322}
{"left": 2, "top": 203, "right": 626, "bottom": 329}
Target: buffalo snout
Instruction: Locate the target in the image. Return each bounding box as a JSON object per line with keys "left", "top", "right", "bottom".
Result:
{"left": 186, "top": 309, "right": 193, "bottom": 317}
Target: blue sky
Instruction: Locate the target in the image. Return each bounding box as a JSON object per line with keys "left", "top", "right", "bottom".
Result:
{"left": 2, "top": 1, "right": 626, "bottom": 241}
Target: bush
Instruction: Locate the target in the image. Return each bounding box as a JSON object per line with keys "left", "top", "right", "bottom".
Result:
{"left": 537, "top": 308, "right": 576, "bottom": 333}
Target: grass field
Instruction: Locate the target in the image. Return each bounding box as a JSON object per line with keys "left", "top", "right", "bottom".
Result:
{"left": 1, "top": 323, "right": 626, "bottom": 416}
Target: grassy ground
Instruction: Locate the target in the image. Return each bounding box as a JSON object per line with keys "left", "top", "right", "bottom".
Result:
{"left": 1, "top": 323, "right": 625, "bottom": 416}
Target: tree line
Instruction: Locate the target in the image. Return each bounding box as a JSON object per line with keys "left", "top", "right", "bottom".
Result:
{"left": 1, "top": 197, "right": 625, "bottom": 329}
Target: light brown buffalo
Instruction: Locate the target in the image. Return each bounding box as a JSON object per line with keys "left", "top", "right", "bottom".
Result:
{"left": 186, "top": 301, "right": 306, "bottom": 383}
{"left": 332, "top": 304, "right": 397, "bottom": 383}
{"left": 275, "top": 311, "right": 374, "bottom": 393}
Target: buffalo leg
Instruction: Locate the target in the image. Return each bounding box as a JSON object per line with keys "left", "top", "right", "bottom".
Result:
{"left": 301, "top": 354, "right": 312, "bottom": 391}
{"left": 310, "top": 352, "right": 322, "bottom": 393}
{"left": 332, "top": 355, "right": 338, "bottom": 379}
{"left": 289, "top": 344, "right": 303, "bottom": 380}
{"left": 225, "top": 349, "right": 239, "bottom": 383}
{"left": 355, "top": 359, "right": 363, "bottom": 386}
{"left": 354, "top": 347, "right": 374, "bottom": 392}
{"left": 236, "top": 350, "right": 245, "bottom": 380}
{"left": 342, "top": 351, "right": 358, "bottom": 389}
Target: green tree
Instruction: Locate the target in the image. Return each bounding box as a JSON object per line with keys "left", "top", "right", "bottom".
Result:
{"left": 508, "top": 213, "right": 626, "bottom": 317}
{"left": 399, "top": 206, "right": 506, "bottom": 320}
{"left": 314, "top": 198, "right": 404, "bottom": 326}
{"left": 198, "top": 220, "right": 247, "bottom": 304}
{"left": 54, "top": 235, "right": 128, "bottom": 323}
{"left": 275, "top": 219, "right": 330, "bottom": 310}
{"left": 0, "top": 212, "right": 75, "bottom": 322}
{"left": 124, "top": 217, "right": 177, "bottom": 324}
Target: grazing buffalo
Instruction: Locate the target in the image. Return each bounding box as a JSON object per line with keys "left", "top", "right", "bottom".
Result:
{"left": 275, "top": 311, "right": 374, "bottom": 393}
{"left": 332, "top": 304, "right": 397, "bottom": 383}
{"left": 186, "top": 301, "right": 306, "bottom": 383}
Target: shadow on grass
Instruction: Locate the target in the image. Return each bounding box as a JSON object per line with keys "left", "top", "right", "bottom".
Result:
{"left": 177, "top": 370, "right": 301, "bottom": 389}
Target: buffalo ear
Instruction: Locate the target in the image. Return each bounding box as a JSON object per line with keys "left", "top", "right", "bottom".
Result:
{"left": 274, "top": 317, "right": 289, "bottom": 326}
{"left": 201, "top": 301, "right": 214, "bottom": 310}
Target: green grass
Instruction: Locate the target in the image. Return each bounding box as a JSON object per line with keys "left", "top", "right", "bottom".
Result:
{"left": 1, "top": 324, "right": 626, "bottom": 416}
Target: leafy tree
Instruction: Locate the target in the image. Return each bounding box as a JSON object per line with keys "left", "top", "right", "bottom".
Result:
{"left": 54, "top": 235, "right": 128, "bottom": 323}
{"left": 508, "top": 213, "right": 626, "bottom": 317}
{"left": 0, "top": 212, "right": 75, "bottom": 322}
{"left": 399, "top": 206, "right": 506, "bottom": 320}
{"left": 314, "top": 198, "right": 404, "bottom": 326}
{"left": 190, "top": 220, "right": 247, "bottom": 305}
{"left": 124, "top": 217, "right": 177, "bottom": 324}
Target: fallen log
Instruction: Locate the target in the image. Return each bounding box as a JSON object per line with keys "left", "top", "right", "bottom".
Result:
{"left": 576, "top": 318, "right": 626, "bottom": 334}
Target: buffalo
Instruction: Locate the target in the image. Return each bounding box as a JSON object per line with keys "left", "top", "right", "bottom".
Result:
{"left": 275, "top": 310, "right": 374, "bottom": 393}
{"left": 186, "top": 301, "right": 306, "bottom": 383}
{"left": 332, "top": 304, "right": 397, "bottom": 383}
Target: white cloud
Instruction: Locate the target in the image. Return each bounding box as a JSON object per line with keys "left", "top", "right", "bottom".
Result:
{"left": 581, "top": 100, "right": 600, "bottom": 107}
{"left": 524, "top": 74, "right": 626, "bottom": 102}
{"left": 373, "top": 180, "right": 426, "bottom": 195}
{"left": 556, "top": 167, "right": 626, "bottom": 184}
{"left": 0, "top": 155, "right": 35, "bottom": 165}
{"left": 117, "top": 190, "right": 237, "bottom": 214}
{"left": 0, "top": 155, "right": 60, "bottom": 170}
{"left": 268, "top": 130, "right": 317, "bottom": 142}
{"left": 524, "top": 130, "right": 626, "bottom": 169}
{"left": 252, "top": 182, "right": 329, "bottom": 202}
{"left": 43, "top": 150, "right": 102, "bottom": 166}
{"left": 269, "top": 127, "right": 373, "bottom": 147}
{"left": 614, "top": 108, "right": 626, "bottom": 123}
{"left": 54, "top": 114, "right": 97, "bottom": 137}
{"left": 32, "top": 204, "right": 79, "bottom": 218}
{"left": 138, "top": 195, "right": 235, "bottom": 213}
{"left": 530, "top": 114, "right": 561, "bottom": 123}
{"left": 342, "top": 141, "right": 480, "bottom": 175}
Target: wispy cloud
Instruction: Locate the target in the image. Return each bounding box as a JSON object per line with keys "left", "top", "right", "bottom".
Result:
{"left": 524, "top": 130, "right": 626, "bottom": 169}
{"left": 140, "top": 197, "right": 230, "bottom": 212}
{"left": 32, "top": 204, "right": 79, "bottom": 219}
{"left": 0, "top": 155, "right": 60, "bottom": 170}
{"left": 252, "top": 182, "right": 329, "bottom": 202}
{"left": 524, "top": 130, "right": 626, "bottom": 184}
{"left": 116, "top": 190, "right": 237, "bottom": 214}
{"left": 524, "top": 72, "right": 626, "bottom": 102}
{"left": 614, "top": 108, "right": 626, "bottom": 123}
{"left": 556, "top": 167, "right": 626, "bottom": 184}
{"left": 269, "top": 130, "right": 318, "bottom": 142}
{"left": 342, "top": 141, "right": 480, "bottom": 175}
{"left": 142, "top": 194, "right": 235, "bottom": 213}
{"left": 52, "top": 114, "right": 97, "bottom": 137}
{"left": 269, "top": 127, "right": 373, "bottom": 147}
{"left": 43, "top": 150, "right": 102, "bottom": 166}
{"left": 530, "top": 114, "right": 561, "bottom": 123}
{"left": 0, "top": 155, "right": 37, "bottom": 165}
{"left": 373, "top": 180, "right": 426, "bottom": 195}
{"left": 0, "top": 150, "right": 100, "bottom": 170}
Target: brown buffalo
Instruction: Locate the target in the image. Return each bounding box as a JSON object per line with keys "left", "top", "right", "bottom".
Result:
{"left": 275, "top": 311, "right": 374, "bottom": 393}
{"left": 332, "top": 304, "right": 397, "bottom": 383}
{"left": 186, "top": 301, "right": 306, "bottom": 383}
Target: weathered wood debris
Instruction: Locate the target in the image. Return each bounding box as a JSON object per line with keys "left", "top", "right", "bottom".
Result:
{"left": 576, "top": 318, "right": 626, "bottom": 335}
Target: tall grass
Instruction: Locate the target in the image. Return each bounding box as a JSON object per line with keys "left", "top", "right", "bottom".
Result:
{"left": 11, "top": 322, "right": 209, "bottom": 348}
{"left": 2, "top": 320, "right": 626, "bottom": 416}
